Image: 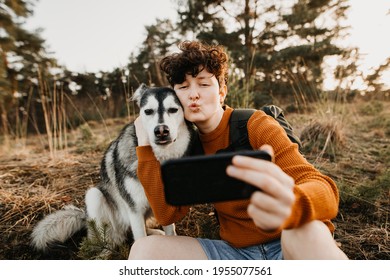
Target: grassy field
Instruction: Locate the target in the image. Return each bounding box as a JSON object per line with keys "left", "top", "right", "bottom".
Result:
{"left": 0, "top": 99, "right": 389, "bottom": 260}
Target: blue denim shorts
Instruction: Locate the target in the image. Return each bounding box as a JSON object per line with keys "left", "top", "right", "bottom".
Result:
{"left": 196, "top": 238, "right": 283, "bottom": 260}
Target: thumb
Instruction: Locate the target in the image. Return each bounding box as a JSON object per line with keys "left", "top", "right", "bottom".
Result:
{"left": 260, "top": 144, "right": 274, "bottom": 162}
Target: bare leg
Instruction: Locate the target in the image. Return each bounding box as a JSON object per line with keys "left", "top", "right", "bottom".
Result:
{"left": 128, "top": 235, "right": 208, "bottom": 260}
{"left": 281, "top": 220, "right": 348, "bottom": 260}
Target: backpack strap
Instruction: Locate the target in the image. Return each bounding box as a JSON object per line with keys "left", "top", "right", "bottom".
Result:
{"left": 216, "top": 109, "right": 255, "bottom": 153}
{"left": 217, "top": 106, "right": 302, "bottom": 153}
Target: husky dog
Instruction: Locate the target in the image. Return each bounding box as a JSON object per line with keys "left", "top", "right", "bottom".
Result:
{"left": 31, "top": 84, "right": 196, "bottom": 252}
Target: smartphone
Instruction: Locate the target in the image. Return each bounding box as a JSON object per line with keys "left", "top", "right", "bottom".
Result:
{"left": 161, "top": 150, "right": 272, "bottom": 206}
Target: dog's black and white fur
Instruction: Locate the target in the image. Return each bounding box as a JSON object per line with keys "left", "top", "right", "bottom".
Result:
{"left": 31, "top": 84, "right": 196, "bottom": 252}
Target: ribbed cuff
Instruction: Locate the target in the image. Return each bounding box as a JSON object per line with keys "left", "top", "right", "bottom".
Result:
{"left": 136, "top": 145, "right": 156, "bottom": 162}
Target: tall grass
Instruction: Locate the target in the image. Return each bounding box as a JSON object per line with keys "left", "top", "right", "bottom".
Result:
{"left": 287, "top": 73, "right": 389, "bottom": 240}
{"left": 121, "top": 68, "right": 136, "bottom": 123}
{"left": 282, "top": 66, "right": 351, "bottom": 163}
{"left": 227, "top": 71, "right": 255, "bottom": 109}
{"left": 0, "top": 68, "right": 143, "bottom": 159}
{"left": 37, "top": 70, "right": 69, "bottom": 159}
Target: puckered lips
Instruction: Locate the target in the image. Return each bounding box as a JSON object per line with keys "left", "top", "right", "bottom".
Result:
{"left": 188, "top": 102, "right": 200, "bottom": 112}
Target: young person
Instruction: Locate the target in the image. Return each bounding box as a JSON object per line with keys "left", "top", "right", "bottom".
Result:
{"left": 129, "top": 41, "right": 348, "bottom": 260}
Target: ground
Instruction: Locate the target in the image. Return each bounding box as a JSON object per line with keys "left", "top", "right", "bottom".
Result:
{"left": 0, "top": 100, "right": 389, "bottom": 260}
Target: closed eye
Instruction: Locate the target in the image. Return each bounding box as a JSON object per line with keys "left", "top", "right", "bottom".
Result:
{"left": 176, "top": 84, "right": 188, "bottom": 90}
{"left": 168, "top": 108, "right": 178, "bottom": 114}
{"left": 144, "top": 109, "right": 154, "bottom": 115}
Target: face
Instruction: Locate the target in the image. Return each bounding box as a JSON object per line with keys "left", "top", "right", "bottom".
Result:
{"left": 173, "top": 69, "right": 227, "bottom": 133}
{"left": 135, "top": 86, "right": 185, "bottom": 146}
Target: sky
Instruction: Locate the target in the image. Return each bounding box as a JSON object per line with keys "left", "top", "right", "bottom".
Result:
{"left": 344, "top": 0, "right": 390, "bottom": 88}
{"left": 24, "top": 0, "right": 390, "bottom": 88}
{"left": 25, "top": 0, "right": 177, "bottom": 73}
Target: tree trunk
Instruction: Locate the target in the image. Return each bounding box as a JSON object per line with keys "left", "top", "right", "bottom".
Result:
{"left": 0, "top": 101, "right": 10, "bottom": 147}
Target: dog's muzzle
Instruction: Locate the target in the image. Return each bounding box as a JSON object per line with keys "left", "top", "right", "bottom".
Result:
{"left": 154, "top": 125, "right": 172, "bottom": 145}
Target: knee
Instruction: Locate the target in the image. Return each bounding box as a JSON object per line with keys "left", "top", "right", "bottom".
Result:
{"left": 282, "top": 220, "right": 331, "bottom": 244}
{"left": 281, "top": 220, "right": 333, "bottom": 251}
{"left": 281, "top": 220, "right": 347, "bottom": 260}
{"left": 128, "top": 235, "right": 162, "bottom": 260}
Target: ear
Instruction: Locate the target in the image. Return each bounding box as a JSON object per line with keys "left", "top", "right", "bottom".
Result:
{"left": 131, "top": 83, "right": 148, "bottom": 106}
{"left": 219, "top": 84, "right": 227, "bottom": 104}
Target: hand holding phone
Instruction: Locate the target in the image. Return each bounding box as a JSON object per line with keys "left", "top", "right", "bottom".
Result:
{"left": 161, "top": 150, "right": 271, "bottom": 206}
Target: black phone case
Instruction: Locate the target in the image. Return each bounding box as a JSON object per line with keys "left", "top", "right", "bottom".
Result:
{"left": 161, "top": 150, "right": 272, "bottom": 206}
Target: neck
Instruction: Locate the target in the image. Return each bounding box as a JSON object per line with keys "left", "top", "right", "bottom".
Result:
{"left": 195, "top": 107, "right": 224, "bottom": 134}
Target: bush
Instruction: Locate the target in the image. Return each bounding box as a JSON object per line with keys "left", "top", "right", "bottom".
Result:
{"left": 300, "top": 119, "right": 344, "bottom": 159}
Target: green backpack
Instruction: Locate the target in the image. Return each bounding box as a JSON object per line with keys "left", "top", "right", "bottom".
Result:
{"left": 190, "top": 105, "right": 302, "bottom": 155}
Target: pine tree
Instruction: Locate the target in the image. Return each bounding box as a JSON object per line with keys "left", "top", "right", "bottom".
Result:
{"left": 365, "top": 57, "right": 390, "bottom": 98}
{"left": 127, "top": 19, "right": 177, "bottom": 88}
{"left": 0, "top": 0, "right": 55, "bottom": 142}
{"left": 78, "top": 219, "right": 129, "bottom": 260}
{"left": 173, "top": 0, "right": 353, "bottom": 107}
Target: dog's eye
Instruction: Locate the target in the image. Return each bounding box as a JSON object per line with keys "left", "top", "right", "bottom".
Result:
{"left": 144, "top": 109, "right": 154, "bottom": 115}
{"left": 168, "top": 108, "right": 178, "bottom": 114}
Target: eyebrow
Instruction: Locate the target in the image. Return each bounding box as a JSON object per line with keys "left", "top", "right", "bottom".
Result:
{"left": 176, "top": 73, "right": 215, "bottom": 85}
{"left": 195, "top": 74, "right": 214, "bottom": 80}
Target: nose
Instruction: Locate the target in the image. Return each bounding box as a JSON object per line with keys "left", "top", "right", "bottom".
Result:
{"left": 154, "top": 125, "right": 170, "bottom": 138}
{"left": 188, "top": 86, "right": 199, "bottom": 101}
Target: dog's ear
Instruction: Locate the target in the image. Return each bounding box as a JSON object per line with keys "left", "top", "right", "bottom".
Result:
{"left": 131, "top": 83, "right": 148, "bottom": 106}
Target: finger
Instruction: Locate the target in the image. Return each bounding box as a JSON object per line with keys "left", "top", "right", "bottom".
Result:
{"left": 134, "top": 116, "right": 141, "bottom": 128}
{"left": 226, "top": 166, "right": 295, "bottom": 202}
{"left": 231, "top": 155, "right": 294, "bottom": 188}
{"left": 259, "top": 144, "right": 274, "bottom": 162}
{"left": 250, "top": 191, "right": 293, "bottom": 217}
{"left": 133, "top": 117, "right": 150, "bottom": 145}
{"left": 249, "top": 178, "right": 295, "bottom": 207}
{"left": 247, "top": 204, "right": 285, "bottom": 232}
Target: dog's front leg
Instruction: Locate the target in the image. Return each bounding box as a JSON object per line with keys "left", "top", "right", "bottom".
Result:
{"left": 163, "top": 224, "right": 176, "bottom": 236}
{"left": 128, "top": 211, "right": 148, "bottom": 240}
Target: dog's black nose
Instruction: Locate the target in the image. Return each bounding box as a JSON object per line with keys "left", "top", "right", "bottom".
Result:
{"left": 154, "top": 125, "right": 170, "bottom": 138}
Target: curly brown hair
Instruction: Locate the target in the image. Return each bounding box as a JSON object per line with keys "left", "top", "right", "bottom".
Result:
{"left": 159, "top": 41, "right": 229, "bottom": 88}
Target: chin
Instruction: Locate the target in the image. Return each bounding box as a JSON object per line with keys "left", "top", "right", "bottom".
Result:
{"left": 185, "top": 112, "right": 204, "bottom": 123}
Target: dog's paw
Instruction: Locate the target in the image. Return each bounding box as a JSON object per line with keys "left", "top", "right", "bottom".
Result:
{"left": 146, "top": 228, "right": 165, "bottom": 236}
{"left": 163, "top": 224, "right": 176, "bottom": 236}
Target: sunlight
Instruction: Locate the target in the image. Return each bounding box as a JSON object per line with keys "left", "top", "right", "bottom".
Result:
{"left": 321, "top": 0, "right": 390, "bottom": 91}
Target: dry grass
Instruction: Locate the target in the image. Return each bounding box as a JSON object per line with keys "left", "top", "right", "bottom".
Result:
{"left": 288, "top": 99, "right": 389, "bottom": 260}
{"left": 0, "top": 157, "right": 93, "bottom": 227}
{"left": 0, "top": 152, "right": 101, "bottom": 259}
{"left": 0, "top": 100, "right": 389, "bottom": 260}
{"left": 300, "top": 119, "right": 345, "bottom": 161}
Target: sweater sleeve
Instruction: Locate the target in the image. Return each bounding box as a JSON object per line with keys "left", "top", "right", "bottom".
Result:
{"left": 136, "top": 146, "right": 191, "bottom": 225}
{"left": 247, "top": 111, "right": 339, "bottom": 230}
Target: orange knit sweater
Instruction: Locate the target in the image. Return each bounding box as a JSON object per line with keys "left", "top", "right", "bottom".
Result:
{"left": 136, "top": 106, "right": 339, "bottom": 248}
